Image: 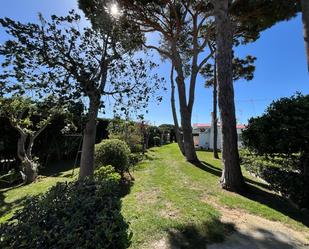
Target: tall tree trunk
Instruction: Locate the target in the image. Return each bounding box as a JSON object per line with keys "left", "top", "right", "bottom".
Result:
{"left": 213, "top": 58, "right": 219, "bottom": 159}
{"left": 180, "top": 108, "right": 198, "bottom": 162}
{"left": 170, "top": 66, "right": 185, "bottom": 155}
{"left": 214, "top": 0, "right": 245, "bottom": 192}
{"left": 301, "top": 0, "right": 309, "bottom": 72}
{"left": 16, "top": 132, "right": 37, "bottom": 183}
{"left": 79, "top": 95, "right": 100, "bottom": 179}
{"left": 172, "top": 50, "right": 198, "bottom": 163}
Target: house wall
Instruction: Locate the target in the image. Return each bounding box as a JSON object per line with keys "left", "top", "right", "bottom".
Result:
{"left": 194, "top": 126, "right": 243, "bottom": 150}
{"left": 199, "top": 132, "right": 208, "bottom": 149}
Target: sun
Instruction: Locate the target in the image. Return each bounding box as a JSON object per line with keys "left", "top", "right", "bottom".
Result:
{"left": 110, "top": 3, "right": 120, "bottom": 17}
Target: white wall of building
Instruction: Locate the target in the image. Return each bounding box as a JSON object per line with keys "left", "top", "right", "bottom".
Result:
{"left": 193, "top": 124, "right": 244, "bottom": 150}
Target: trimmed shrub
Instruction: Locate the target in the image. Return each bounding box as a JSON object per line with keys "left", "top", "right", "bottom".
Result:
{"left": 240, "top": 150, "right": 309, "bottom": 209}
{"left": 129, "top": 153, "right": 143, "bottom": 166}
{"left": 94, "top": 165, "right": 121, "bottom": 192}
{"left": 95, "top": 139, "right": 131, "bottom": 174}
{"left": 0, "top": 168, "right": 131, "bottom": 249}
{"left": 130, "top": 143, "right": 143, "bottom": 153}
{"left": 260, "top": 167, "right": 309, "bottom": 208}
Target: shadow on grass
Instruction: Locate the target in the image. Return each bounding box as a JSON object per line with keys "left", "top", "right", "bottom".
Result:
{"left": 0, "top": 189, "right": 27, "bottom": 219}
{"left": 167, "top": 217, "right": 235, "bottom": 249}
{"left": 191, "top": 160, "right": 309, "bottom": 228}
{"left": 40, "top": 160, "right": 75, "bottom": 177}
{"left": 209, "top": 226, "right": 302, "bottom": 249}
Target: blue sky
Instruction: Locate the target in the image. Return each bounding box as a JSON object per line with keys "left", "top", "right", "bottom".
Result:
{"left": 0, "top": 1, "right": 308, "bottom": 125}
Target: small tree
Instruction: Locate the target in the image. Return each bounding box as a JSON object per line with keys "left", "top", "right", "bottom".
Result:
{"left": 107, "top": 117, "right": 143, "bottom": 153}
{"left": 0, "top": 97, "right": 62, "bottom": 183}
{"left": 0, "top": 11, "right": 162, "bottom": 178}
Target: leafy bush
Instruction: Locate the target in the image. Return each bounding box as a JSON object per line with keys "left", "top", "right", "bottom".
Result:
{"left": 94, "top": 165, "right": 121, "bottom": 192}
{"left": 153, "top": 136, "right": 161, "bottom": 146}
{"left": 242, "top": 93, "right": 309, "bottom": 174}
{"left": 0, "top": 167, "right": 131, "bottom": 249}
{"left": 107, "top": 118, "right": 143, "bottom": 153}
{"left": 129, "top": 153, "right": 143, "bottom": 166}
{"left": 260, "top": 167, "right": 309, "bottom": 208}
{"left": 95, "top": 139, "right": 131, "bottom": 174}
{"left": 240, "top": 150, "right": 309, "bottom": 209}
{"left": 241, "top": 94, "right": 309, "bottom": 209}
{"left": 130, "top": 143, "right": 143, "bottom": 153}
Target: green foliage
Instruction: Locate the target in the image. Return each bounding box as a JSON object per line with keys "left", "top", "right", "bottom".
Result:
{"left": 0, "top": 168, "right": 131, "bottom": 249}
{"left": 240, "top": 150, "right": 309, "bottom": 208}
{"left": 0, "top": 97, "right": 61, "bottom": 135}
{"left": 95, "top": 139, "right": 131, "bottom": 174}
{"left": 241, "top": 94, "right": 309, "bottom": 208}
{"left": 261, "top": 168, "right": 309, "bottom": 209}
{"left": 203, "top": 55, "right": 256, "bottom": 88}
{"left": 107, "top": 118, "right": 143, "bottom": 153}
{"left": 153, "top": 136, "right": 161, "bottom": 146}
{"left": 242, "top": 94, "right": 309, "bottom": 166}
{"left": 0, "top": 11, "right": 163, "bottom": 118}
{"left": 240, "top": 150, "right": 299, "bottom": 176}
{"left": 128, "top": 153, "right": 143, "bottom": 166}
{"left": 94, "top": 165, "right": 121, "bottom": 191}
{"left": 231, "top": 0, "right": 300, "bottom": 43}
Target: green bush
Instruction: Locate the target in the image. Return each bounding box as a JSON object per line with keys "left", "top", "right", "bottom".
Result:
{"left": 95, "top": 139, "right": 131, "bottom": 174}
{"left": 153, "top": 136, "right": 161, "bottom": 146}
{"left": 260, "top": 167, "right": 309, "bottom": 208}
{"left": 240, "top": 150, "right": 309, "bottom": 209}
{"left": 130, "top": 143, "right": 143, "bottom": 153}
{"left": 94, "top": 165, "right": 121, "bottom": 192}
{"left": 0, "top": 168, "right": 131, "bottom": 249}
{"left": 129, "top": 153, "right": 143, "bottom": 166}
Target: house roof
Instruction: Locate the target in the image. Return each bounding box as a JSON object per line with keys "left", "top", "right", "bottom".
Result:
{"left": 193, "top": 123, "right": 246, "bottom": 129}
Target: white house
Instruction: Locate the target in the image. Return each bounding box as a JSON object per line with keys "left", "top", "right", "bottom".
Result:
{"left": 192, "top": 123, "right": 246, "bottom": 150}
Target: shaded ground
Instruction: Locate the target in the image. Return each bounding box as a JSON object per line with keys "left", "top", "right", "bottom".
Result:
{"left": 0, "top": 160, "right": 76, "bottom": 223}
{"left": 206, "top": 198, "right": 309, "bottom": 249}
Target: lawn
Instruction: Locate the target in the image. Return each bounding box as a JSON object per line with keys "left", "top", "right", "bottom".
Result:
{"left": 122, "top": 144, "right": 309, "bottom": 248}
{"left": 0, "top": 143, "right": 308, "bottom": 248}
{"left": 0, "top": 160, "right": 78, "bottom": 223}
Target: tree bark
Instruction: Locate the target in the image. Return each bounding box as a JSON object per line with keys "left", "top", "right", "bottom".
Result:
{"left": 180, "top": 109, "right": 199, "bottom": 163}
{"left": 22, "top": 157, "right": 38, "bottom": 184}
{"left": 79, "top": 95, "right": 100, "bottom": 179}
{"left": 172, "top": 48, "right": 199, "bottom": 163}
{"left": 301, "top": 0, "right": 309, "bottom": 72}
{"left": 16, "top": 132, "right": 38, "bottom": 184}
{"left": 213, "top": 58, "right": 219, "bottom": 159}
{"left": 170, "top": 66, "right": 185, "bottom": 155}
{"left": 214, "top": 0, "right": 245, "bottom": 192}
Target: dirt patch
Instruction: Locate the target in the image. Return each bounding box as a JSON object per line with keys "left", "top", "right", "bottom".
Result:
{"left": 201, "top": 196, "right": 309, "bottom": 249}
{"left": 159, "top": 202, "right": 180, "bottom": 220}
{"left": 135, "top": 187, "right": 161, "bottom": 205}
{"left": 149, "top": 237, "right": 171, "bottom": 249}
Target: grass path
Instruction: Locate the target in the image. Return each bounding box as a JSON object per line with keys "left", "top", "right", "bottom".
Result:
{"left": 122, "top": 144, "right": 309, "bottom": 248}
